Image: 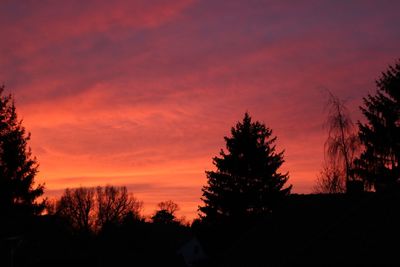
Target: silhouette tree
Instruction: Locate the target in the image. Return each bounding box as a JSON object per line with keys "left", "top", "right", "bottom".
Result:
{"left": 314, "top": 91, "right": 359, "bottom": 193}
{"left": 0, "top": 86, "right": 44, "bottom": 216}
{"left": 313, "top": 164, "right": 345, "bottom": 194}
{"left": 96, "top": 185, "right": 142, "bottom": 228}
{"left": 355, "top": 60, "right": 400, "bottom": 192}
{"left": 199, "top": 113, "right": 291, "bottom": 222}
{"left": 56, "top": 187, "right": 96, "bottom": 233}
{"left": 151, "top": 200, "right": 179, "bottom": 224}
{"left": 56, "top": 185, "right": 142, "bottom": 232}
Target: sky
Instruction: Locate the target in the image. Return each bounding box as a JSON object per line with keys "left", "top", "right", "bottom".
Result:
{"left": 1, "top": 0, "right": 399, "bottom": 220}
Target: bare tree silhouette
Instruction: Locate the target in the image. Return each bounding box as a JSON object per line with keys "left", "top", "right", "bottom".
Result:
{"left": 313, "top": 164, "right": 345, "bottom": 193}
{"left": 315, "top": 91, "right": 359, "bottom": 193}
{"left": 56, "top": 187, "right": 96, "bottom": 233}
{"left": 55, "top": 186, "right": 142, "bottom": 232}
{"left": 96, "top": 185, "right": 142, "bottom": 228}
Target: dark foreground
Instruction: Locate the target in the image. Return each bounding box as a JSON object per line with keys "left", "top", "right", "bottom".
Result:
{"left": 1, "top": 193, "right": 399, "bottom": 266}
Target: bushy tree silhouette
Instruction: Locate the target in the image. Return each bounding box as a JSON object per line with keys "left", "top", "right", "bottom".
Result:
{"left": 200, "top": 113, "right": 291, "bottom": 222}
{"left": 0, "top": 86, "right": 44, "bottom": 216}
{"left": 151, "top": 200, "right": 179, "bottom": 224}
{"left": 355, "top": 61, "right": 400, "bottom": 192}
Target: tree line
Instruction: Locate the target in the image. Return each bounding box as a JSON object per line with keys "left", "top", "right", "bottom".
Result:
{"left": 315, "top": 61, "right": 400, "bottom": 194}
{"left": 45, "top": 186, "right": 184, "bottom": 233}
{"left": 0, "top": 59, "right": 399, "bottom": 228}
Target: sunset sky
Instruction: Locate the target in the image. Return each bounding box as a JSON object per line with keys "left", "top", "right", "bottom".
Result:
{"left": 1, "top": 0, "right": 399, "bottom": 219}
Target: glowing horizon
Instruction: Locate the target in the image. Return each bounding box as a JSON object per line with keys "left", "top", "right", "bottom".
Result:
{"left": 1, "top": 0, "right": 400, "bottom": 219}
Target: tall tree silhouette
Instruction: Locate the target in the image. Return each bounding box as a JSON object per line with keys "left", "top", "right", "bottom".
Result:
{"left": 355, "top": 61, "right": 400, "bottom": 192}
{"left": 314, "top": 91, "right": 359, "bottom": 193}
{"left": 0, "top": 86, "right": 44, "bottom": 216}
{"left": 200, "top": 113, "right": 291, "bottom": 222}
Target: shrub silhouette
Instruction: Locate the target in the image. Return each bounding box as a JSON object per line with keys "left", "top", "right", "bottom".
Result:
{"left": 152, "top": 200, "right": 179, "bottom": 224}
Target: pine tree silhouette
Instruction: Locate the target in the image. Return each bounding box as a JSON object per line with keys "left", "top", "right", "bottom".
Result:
{"left": 200, "top": 113, "right": 291, "bottom": 222}
{"left": 0, "top": 86, "right": 44, "bottom": 216}
{"left": 355, "top": 60, "right": 400, "bottom": 192}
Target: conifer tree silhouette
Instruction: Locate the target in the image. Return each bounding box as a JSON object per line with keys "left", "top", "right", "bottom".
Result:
{"left": 200, "top": 113, "right": 291, "bottom": 222}
{"left": 355, "top": 61, "right": 400, "bottom": 192}
{"left": 0, "top": 86, "right": 44, "bottom": 216}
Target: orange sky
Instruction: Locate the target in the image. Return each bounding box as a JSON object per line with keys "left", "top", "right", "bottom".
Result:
{"left": 1, "top": 0, "right": 400, "bottom": 220}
